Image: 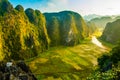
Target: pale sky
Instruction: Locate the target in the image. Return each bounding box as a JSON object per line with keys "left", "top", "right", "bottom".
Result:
{"left": 9, "top": 0, "right": 120, "bottom": 16}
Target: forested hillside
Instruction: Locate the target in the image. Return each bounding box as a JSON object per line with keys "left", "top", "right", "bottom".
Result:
{"left": 0, "top": 0, "right": 50, "bottom": 60}
{"left": 101, "top": 19, "right": 120, "bottom": 44}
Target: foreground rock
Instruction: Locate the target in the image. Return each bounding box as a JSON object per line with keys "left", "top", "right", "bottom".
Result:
{"left": 0, "top": 60, "right": 37, "bottom": 80}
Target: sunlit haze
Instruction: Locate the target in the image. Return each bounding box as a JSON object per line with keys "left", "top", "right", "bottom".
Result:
{"left": 9, "top": 0, "right": 120, "bottom": 16}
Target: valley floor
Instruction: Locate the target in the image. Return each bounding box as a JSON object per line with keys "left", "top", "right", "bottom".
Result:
{"left": 27, "top": 37, "right": 110, "bottom": 80}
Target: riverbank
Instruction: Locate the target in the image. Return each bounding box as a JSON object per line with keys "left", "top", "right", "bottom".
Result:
{"left": 92, "top": 36, "right": 106, "bottom": 49}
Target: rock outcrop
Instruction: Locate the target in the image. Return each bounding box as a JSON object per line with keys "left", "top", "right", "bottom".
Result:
{"left": 0, "top": 60, "right": 37, "bottom": 80}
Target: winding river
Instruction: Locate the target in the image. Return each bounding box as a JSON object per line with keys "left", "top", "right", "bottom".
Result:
{"left": 91, "top": 36, "right": 105, "bottom": 49}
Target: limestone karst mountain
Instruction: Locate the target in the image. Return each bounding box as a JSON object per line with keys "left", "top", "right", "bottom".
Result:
{"left": 0, "top": 0, "right": 98, "bottom": 61}
{"left": 44, "top": 11, "right": 88, "bottom": 46}
{"left": 101, "top": 19, "right": 120, "bottom": 44}
{"left": 0, "top": 0, "right": 50, "bottom": 60}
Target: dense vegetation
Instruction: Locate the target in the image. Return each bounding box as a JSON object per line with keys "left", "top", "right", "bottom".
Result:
{"left": 88, "top": 43, "right": 120, "bottom": 79}
{"left": 44, "top": 11, "right": 88, "bottom": 46}
{"left": 0, "top": 0, "right": 50, "bottom": 60}
{"left": 44, "top": 11, "right": 98, "bottom": 46}
{"left": 0, "top": 0, "right": 98, "bottom": 61}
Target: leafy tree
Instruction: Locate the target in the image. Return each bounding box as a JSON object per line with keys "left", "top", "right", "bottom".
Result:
{"left": 111, "top": 43, "right": 120, "bottom": 65}
{"left": 98, "top": 54, "right": 112, "bottom": 72}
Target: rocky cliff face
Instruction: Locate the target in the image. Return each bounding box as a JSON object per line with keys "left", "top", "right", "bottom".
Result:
{"left": 0, "top": 60, "right": 37, "bottom": 80}
{"left": 101, "top": 19, "right": 120, "bottom": 44}
{"left": 44, "top": 11, "right": 88, "bottom": 46}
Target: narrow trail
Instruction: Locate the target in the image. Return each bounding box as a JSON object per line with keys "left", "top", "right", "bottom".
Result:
{"left": 91, "top": 36, "right": 106, "bottom": 49}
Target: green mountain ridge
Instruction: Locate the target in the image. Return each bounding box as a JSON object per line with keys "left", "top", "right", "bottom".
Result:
{"left": 0, "top": 0, "right": 50, "bottom": 60}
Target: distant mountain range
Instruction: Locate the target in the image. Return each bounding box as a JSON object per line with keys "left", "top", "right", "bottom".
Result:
{"left": 84, "top": 14, "right": 101, "bottom": 21}
{"left": 85, "top": 15, "right": 120, "bottom": 30}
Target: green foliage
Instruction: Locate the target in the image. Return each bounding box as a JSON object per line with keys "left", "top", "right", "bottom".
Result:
{"left": 25, "top": 8, "right": 50, "bottom": 50}
{"left": 87, "top": 64, "right": 120, "bottom": 80}
{"left": 111, "top": 43, "right": 120, "bottom": 65}
{"left": 98, "top": 54, "right": 111, "bottom": 71}
{"left": 47, "top": 16, "right": 60, "bottom": 46}
{"left": 87, "top": 69, "right": 117, "bottom": 80}
{"left": 0, "top": 0, "right": 50, "bottom": 60}
{"left": 0, "top": 23, "right": 4, "bottom": 61}
{"left": 88, "top": 42, "right": 120, "bottom": 79}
